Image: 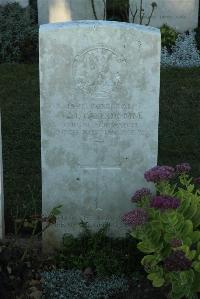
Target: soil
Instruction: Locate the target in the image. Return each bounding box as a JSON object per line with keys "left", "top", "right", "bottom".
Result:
{"left": 0, "top": 236, "right": 169, "bottom": 299}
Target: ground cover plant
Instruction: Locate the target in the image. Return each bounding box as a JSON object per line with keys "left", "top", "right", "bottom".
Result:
{"left": 42, "top": 269, "right": 129, "bottom": 298}
{"left": 161, "top": 32, "right": 200, "bottom": 67}
{"left": 123, "top": 163, "right": 200, "bottom": 299}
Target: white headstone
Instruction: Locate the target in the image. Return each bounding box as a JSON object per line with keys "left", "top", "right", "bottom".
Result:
{"left": 130, "top": 0, "right": 199, "bottom": 32}
{"left": 0, "top": 112, "right": 4, "bottom": 239}
{"left": 38, "top": 0, "right": 105, "bottom": 25}
{"left": 40, "top": 21, "right": 160, "bottom": 250}
{"left": 0, "top": 0, "right": 29, "bottom": 8}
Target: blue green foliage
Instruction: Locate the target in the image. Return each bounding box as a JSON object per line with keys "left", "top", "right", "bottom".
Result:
{"left": 42, "top": 269, "right": 128, "bottom": 299}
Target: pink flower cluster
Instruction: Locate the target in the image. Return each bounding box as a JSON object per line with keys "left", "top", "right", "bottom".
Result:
{"left": 122, "top": 208, "right": 148, "bottom": 227}
{"left": 164, "top": 250, "right": 192, "bottom": 272}
{"left": 175, "top": 162, "right": 191, "bottom": 174}
{"left": 150, "top": 196, "right": 180, "bottom": 210}
{"left": 144, "top": 166, "right": 175, "bottom": 183}
{"left": 194, "top": 177, "right": 200, "bottom": 185}
{"left": 131, "top": 188, "right": 151, "bottom": 203}
{"left": 170, "top": 238, "right": 182, "bottom": 248}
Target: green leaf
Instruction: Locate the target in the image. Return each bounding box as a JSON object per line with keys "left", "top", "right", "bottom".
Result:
{"left": 187, "top": 184, "right": 195, "bottom": 193}
{"left": 191, "top": 231, "right": 200, "bottom": 243}
{"left": 179, "top": 244, "right": 190, "bottom": 255}
{"left": 141, "top": 254, "right": 162, "bottom": 268}
{"left": 178, "top": 193, "right": 191, "bottom": 214}
{"left": 197, "top": 242, "right": 200, "bottom": 254}
{"left": 192, "top": 261, "right": 200, "bottom": 272}
{"left": 137, "top": 241, "right": 157, "bottom": 253}
{"left": 160, "top": 211, "right": 178, "bottom": 225}
{"left": 191, "top": 209, "right": 200, "bottom": 228}
{"left": 182, "top": 220, "right": 193, "bottom": 237}
{"left": 186, "top": 250, "right": 196, "bottom": 260}
{"left": 180, "top": 271, "right": 188, "bottom": 285}
{"left": 147, "top": 272, "right": 165, "bottom": 288}
{"left": 50, "top": 205, "right": 63, "bottom": 216}
{"left": 192, "top": 272, "right": 200, "bottom": 292}
{"left": 184, "top": 237, "right": 192, "bottom": 246}
{"left": 184, "top": 202, "right": 198, "bottom": 220}
{"left": 130, "top": 229, "right": 145, "bottom": 240}
{"left": 152, "top": 277, "right": 165, "bottom": 288}
{"left": 141, "top": 255, "right": 156, "bottom": 265}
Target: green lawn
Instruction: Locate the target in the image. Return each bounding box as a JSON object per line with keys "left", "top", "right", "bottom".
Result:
{"left": 0, "top": 64, "right": 41, "bottom": 231}
{"left": 0, "top": 64, "right": 200, "bottom": 231}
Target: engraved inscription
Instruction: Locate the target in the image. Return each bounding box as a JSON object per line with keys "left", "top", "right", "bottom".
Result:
{"left": 73, "top": 47, "right": 126, "bottom": 98}
{"left": 57, "top": 102, "right": 144, "bottom": 140}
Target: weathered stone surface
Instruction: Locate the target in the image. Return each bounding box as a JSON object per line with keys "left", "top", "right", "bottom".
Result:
{"left": 38, "top": 0, "right": 105, "bottom": 25}
{"left": 40, "top": 21, "right": 160, "bottom": 249}
{"left": 130, "top": 0, "right": 199, "bottom": 32}
{"left": 0, "top": 0, "right": 29, "bottom": 7}
{"left": 0, "top": 112, "right": 4, "bottom": 239}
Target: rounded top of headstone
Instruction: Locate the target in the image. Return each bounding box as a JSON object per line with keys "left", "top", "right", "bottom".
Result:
{"left": 40, "top": 20, "right": 160, "bottom": 36}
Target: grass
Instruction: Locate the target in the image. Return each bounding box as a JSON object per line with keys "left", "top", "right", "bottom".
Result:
{"left": 0, "top": 64, "right": 200, "bottom": 231}
{"left": 158, "top": 67, "right": 200, "bottom": 173}
{"left": 0, "top": 64, "right": 41, "bottom": 232}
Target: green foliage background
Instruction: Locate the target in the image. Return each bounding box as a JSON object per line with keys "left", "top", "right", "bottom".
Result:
{"left": 0, "top": 3, "right": 38, "bottom": 63}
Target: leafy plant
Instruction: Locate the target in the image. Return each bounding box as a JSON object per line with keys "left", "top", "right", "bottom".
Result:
{"left": 123, "top": 163, "right": 200, "bottom": 299}
{"left": 56, "top": 221, "right": 143, "bottom": 277}
{"left": 0, "top": 3, "right": 38, "bottom": 63}
{"left": 160, "top": 24, "right": 178, "bottom": 50}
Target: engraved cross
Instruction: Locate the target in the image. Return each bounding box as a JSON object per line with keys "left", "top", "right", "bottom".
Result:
{"left": 78, "top": 139, "right": 121, "bottom": 209}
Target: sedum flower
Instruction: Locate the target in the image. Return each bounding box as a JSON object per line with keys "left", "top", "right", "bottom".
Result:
{"left": 176, "top": 162, "right": 191, "bottom": 174}
{"left": 144, "top": 165, "right": 175, "bottom": 183}
{"left": 170, "top": 238, "right": 182, "bottom": 248}
{"left": 194, "top": 177, "right": 200, "bottom": 185}
{"left": 164, "top": 250, "right": 192, "bottom": 271}
{"left": 150, "top": 196, "right": 180, "bottom": 210}
{"left": 122, "top": 208, "right": 148, "bottom": 227}
{"left": 131, "top": 188, "right": 151, "bottom": 203}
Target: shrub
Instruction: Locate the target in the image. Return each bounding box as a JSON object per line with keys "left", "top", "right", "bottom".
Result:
{"left": 160, "top": 24, "right": 178, "bottom": 50}
{"left": 42, "top": 269, "right": 129, "bottom": 299}
{"left": 123, "top": 163, "right": 200, "bottom": 299}
{"left": 56, "top": 221, "right": 143, "bottom": 277}
{"left": 161, "top": 31, "right": 200, "bottom": 67}
{"left": 29, "top": 0, "right": 38, "bottom": 23}
{"left": 0, "top": 3, "right": 38, "bottom": 63}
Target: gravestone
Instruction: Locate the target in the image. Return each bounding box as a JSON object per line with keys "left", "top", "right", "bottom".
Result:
{"left": 40, "top": 20, "right": 161, "bottom": 250}
{"left": 130, "top": 0, "right": 199, "bottom": 32}
{"left": 0, "top": 112, "right": 4, "bottom": 239}
{"left": 0, "top": 0, "right": 29, "bottom": 7}
{"left": 38, "top": 0, "right": 105, "bottom": 25}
